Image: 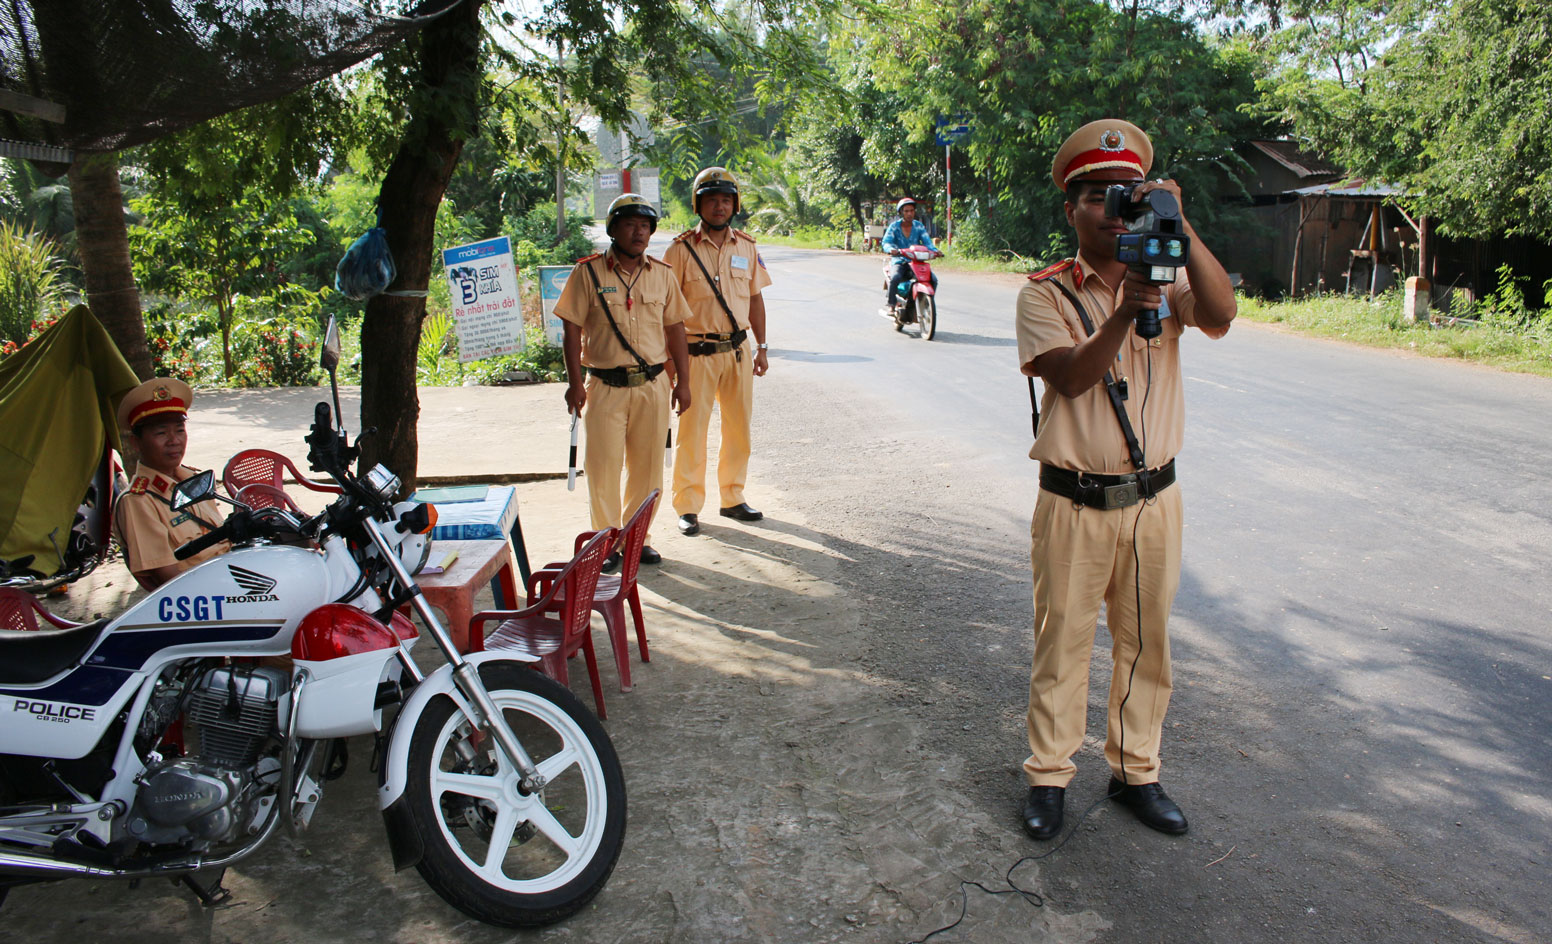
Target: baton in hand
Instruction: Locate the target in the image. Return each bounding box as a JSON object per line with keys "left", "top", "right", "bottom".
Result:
{"left": 567, "top": 410, "right": 579, "bottom": 491}
{"left": 664, "top": 424, "right": 673, "bottom": 467}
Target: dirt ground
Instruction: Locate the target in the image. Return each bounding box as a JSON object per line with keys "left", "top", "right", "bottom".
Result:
{"left": 8, "top": 383, "right": 1103, "bottom": 943}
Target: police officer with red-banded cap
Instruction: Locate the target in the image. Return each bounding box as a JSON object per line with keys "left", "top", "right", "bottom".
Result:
{"left": 1015, "top": 118, "right": 1237, "bottom": 840}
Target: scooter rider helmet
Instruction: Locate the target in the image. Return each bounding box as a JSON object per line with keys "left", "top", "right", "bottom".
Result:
{"left": 692, "top": 166, "right": 741, "bottom": 214}
{"left": 605, "top": 192, "right": 659, "bottom": 236}
{"left": 896, "top": 197, "right": 918, "bottom": 214}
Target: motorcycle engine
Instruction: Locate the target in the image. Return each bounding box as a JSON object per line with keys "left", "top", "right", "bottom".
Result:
{"left": 125, "top": 666, "right": 289, "bottom": 846}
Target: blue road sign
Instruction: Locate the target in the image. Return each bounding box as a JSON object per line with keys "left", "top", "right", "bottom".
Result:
{"left": 934, "top": 114, "right": 972, "bottom": 147}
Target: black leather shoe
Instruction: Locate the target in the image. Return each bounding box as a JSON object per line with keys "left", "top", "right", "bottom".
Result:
{"left": 601, "top": 552, "right": 621, "bottom": 575}
{"left": 1021, "top": 785, "right": 1065, "bottom": 840}
{"left": 638, "top": 545, "right": 662, "bottom": 565}
{"left": 677, "top": 514, "right": 700, "bottom": 536}
{"left": 719, "top": 503, "right": 764, "bottom": 522}
{"left": 1107, "top": 778, "right": 1189, "bottom": 835}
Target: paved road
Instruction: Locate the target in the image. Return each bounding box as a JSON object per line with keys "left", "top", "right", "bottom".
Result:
{"left": 747, "top": 242, "right": 1552, "bottom": 942}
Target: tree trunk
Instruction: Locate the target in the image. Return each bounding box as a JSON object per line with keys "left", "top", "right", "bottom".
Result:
{"left": 359, "top": 0, "right": 484, "bottom": 494}
{"left": 69, "top": 152, "right": 151, "bottom": 379}
{"left": 555, "top": 37, "right": 568, "bottom": 243}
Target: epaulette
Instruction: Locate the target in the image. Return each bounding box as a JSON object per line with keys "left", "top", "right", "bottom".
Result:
{"left": 1028, "top": 259, "right": 1075, "bottom": 282}
{"left": 734, "top": 228, "right": 755, "bottom": 243}
{"left": 577, "top": 252, "right": 603, "bottom": 264}
{"left": 129, "top": 476, "right": 149, "bottom": 495}
{"left": 672, "top": 230, "right": 693, "bottom": 242}
{"left": 650, "top": 255, "right": 672, "bottom": 268}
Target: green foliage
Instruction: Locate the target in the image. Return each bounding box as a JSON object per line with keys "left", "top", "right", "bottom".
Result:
{"left": 1468, "top": 265, "right": 1552, "bottom": 337}
{"left": 744, "top": 166, "right": 840, "bottom": 236}
{"left": 0, "top": 159, "right": 77, "bottom": 264}
{"left": 144, "top": 302, "right": 222, "bottom": 386}
{"left": 1244, "top": 0, "right": 1552, "bottom": 240}
{"left": 804, "top": 0, "right": 1267, "bottom": 258}
{"left": 509, "top": 202, "right": 596, "bottom": 269}
{"left": 0, "top": 220, "right": 65, "bottom": 347}
{"left": 130, "top": 188, "right": 316, "bottom": 379}
{"left": 420, "top": 325, "right": 568, "bottom": 387}
{"left": 233, "top": 310, "right": 323, "bottom": 388}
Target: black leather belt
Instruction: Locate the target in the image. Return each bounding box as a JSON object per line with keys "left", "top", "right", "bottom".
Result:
{"left": 687, "top": 337, "right": 736, "bottom": 356}
{"left": 687, "top": 330, "right": 747, "bottom": 356}
{"left": 1039, "top": 459, "right": 1176, "bottom": 510}
{"left": 587, "top": 364, "right": 664, "bottom": 387}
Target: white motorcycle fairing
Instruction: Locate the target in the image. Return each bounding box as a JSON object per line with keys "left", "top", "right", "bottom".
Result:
{"left": 376, "top": 650, "right": 538, "bottom": 811}
{"left": 0, "top": 543, "right": 355, "bottom": 760}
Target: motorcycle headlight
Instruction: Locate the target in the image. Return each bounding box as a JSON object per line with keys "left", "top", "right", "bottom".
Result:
{"left": 364, "top": 463, "right": 401, "bottom": 500}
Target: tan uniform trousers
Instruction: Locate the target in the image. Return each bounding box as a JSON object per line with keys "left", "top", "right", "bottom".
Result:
{"left": 1024, "top": 483, "right": 1183, "bottom": 787}
{"left": 583, "top": 373, "right": 670, "bottom": 545}
{"left": 672, "top": 347, "right": 754, "bottom": 515}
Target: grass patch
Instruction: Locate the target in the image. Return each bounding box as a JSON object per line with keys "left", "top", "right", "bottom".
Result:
{"left": 1237, "top": 292, "right": 1552, "bottom": 378}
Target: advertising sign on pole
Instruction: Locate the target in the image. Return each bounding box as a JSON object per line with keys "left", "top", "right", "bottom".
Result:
{"left": 538, "top": 265, "right": 571, "bottom": 347}
{"left": 441, "top": 236, "right": 524, "bottom": 363}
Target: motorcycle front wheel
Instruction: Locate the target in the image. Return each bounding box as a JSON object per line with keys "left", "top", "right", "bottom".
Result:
{"left": 403, "top": 663, "right": 626, "bottom": 928}
{"left": 915, "top": 293, "right": 937, "bottom": 340}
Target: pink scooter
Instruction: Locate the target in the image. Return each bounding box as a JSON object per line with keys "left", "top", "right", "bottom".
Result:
{"left": 883, "top": 245, "right": 944, "bottom": 340}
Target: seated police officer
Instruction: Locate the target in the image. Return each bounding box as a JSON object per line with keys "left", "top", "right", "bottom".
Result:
{"left": 113, "top": 377, "right": 230, "bottom": 591}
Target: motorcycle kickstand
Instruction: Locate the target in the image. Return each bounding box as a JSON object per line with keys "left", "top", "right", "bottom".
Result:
{"left": 176, "top": 867, "right": 231, "bottom": 907}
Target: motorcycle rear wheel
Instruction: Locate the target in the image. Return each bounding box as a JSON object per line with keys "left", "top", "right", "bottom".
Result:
{"left": 916, "top": 294, "right": 937, "bottom": 340}
{"left": 403, "top": 663, "right": 626, "bottom": 928}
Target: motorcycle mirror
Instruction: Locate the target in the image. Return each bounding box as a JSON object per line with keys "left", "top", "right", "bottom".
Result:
{"left": 321, "top": 316, "right": 342, "bottom": 372}
{"left": 321, "top": 316, "right": 346, "bottom": 434}
{"left": 170, "top": 470, "right": 216, "bottom": 511}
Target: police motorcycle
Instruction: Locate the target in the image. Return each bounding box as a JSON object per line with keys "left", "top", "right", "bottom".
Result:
{"left": 0, "top": 320, "right": 626, "bottom": 927}
{"left": 882, "top": 245, "right": 944, "bottom": 340}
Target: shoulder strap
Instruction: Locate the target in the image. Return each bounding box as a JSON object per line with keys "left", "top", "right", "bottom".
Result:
{"left": 1046, "top": 278, "right": 1147, "bottom": 472}
{"left": 141, "top": 488, "right": 222, "bottom": 533}
{"left": 681, "top": 241, "right": 747, "bottom": 359}
{"left": 683, "top": 241, "right": 743, "bottom": 336}
{"left": 582, "top": 260, "right": 652, "bottom": 373}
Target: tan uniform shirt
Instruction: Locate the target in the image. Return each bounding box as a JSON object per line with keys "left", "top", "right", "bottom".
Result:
{"left": 114, "top": 462, "right": 230, "bottom": 577}
{"left": 554, "top": 248, "right": 691, "bottom": 368}
{"left": 1016, "top": 253, "right": 1227, "bottom": 474}
{"left": 661, "top": 225, "right": 773, "bottom": 335}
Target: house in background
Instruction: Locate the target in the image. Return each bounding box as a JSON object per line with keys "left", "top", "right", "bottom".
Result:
{"left": 1221, "top": 140, "right": 1551, "bottom": 308}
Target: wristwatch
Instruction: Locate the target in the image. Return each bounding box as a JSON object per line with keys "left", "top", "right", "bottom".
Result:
{"left": 756, "top": 343, "right": 769, "bottom": 350}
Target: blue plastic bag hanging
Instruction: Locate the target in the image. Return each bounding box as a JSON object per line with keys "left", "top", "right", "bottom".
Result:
{"left": 334, "top": 210, "right": 396, "bottom": 301}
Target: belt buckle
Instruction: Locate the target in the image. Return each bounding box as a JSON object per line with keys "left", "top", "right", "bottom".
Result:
{"left": 625, "top": 370, "right": 647, "bottom": 387}
{"left": 1102, "top": 475, "right": 1140, "bottom": 509}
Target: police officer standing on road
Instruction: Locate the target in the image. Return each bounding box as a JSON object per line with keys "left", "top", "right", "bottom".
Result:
{"left": 1015, "top": 119, "right": 1237, "bottom": 840}
{"left": 662, "top": 167, "right": 772, "bottom": 537}
{"left": 555, "top": 193, "right": 692, "bottom": 571}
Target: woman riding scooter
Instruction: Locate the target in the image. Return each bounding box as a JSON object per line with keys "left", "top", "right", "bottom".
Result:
{"left": 881, "top": 197, "right": 941, "bottom": 317}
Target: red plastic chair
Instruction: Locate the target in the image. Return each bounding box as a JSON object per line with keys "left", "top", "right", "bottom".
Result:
{"left": 0, "top": 588, "right": 79, "bottom": 631}
{"left": 234, "top": 482, "right": 304, "bottom": 513}
{"left": 470, "top": 528, "right": 618, "bottom": 719}
{"left": 223, "top": 449, "right": 341, "bottom": 506}
{"left": 534, "top": 489, "right": 658, "bottom": 693}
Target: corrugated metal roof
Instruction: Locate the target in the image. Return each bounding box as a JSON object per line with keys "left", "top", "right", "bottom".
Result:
{"left": 1246, "top": 140, "right": 1342, "bottom": 178}
{"left": 1287, "top": 178, "right": 1406, "bottom": 198}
